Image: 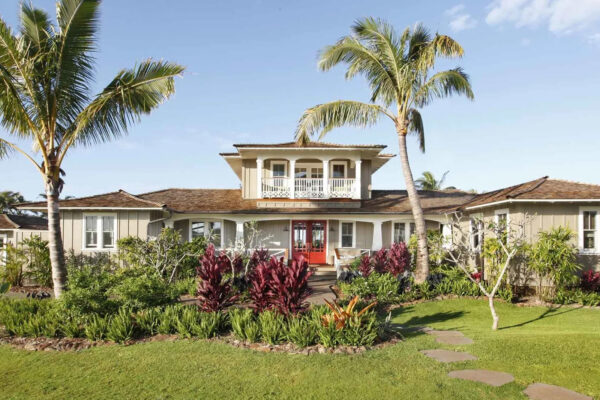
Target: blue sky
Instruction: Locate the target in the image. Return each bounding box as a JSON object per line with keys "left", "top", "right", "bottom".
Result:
{"left": 1, "top": 0, "right": 600, "bottom": 200}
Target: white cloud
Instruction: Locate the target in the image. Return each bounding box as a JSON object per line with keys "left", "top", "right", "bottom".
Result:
{"left": 445, "top": 4, "right": 478, "bottom": 32}
{"left": 486, "top": 0, "right": 600, "bottom": 34}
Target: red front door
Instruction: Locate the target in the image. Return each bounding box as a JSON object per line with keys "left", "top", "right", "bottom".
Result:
{"left": 292, "top": 220, "right": 327, "bottom": 264}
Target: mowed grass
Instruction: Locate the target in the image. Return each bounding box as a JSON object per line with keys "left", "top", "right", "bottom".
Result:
{"left": 0, "top": 299, "right": 598, "bottom": 400}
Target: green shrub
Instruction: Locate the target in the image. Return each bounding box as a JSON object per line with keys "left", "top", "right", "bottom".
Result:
{"left": 258, "top": 310, "right": 286, "bottom": 345}
{"left": 498, "top": 286, "right": 514, "bottom": 303}
{"left": 338, "top": 312, "right": 378, "bottom": 346}
{"left": 316, "top": 319, "right": 338, "bottom": 348}
{"left": 176, "top": 306, "right": 200, "bottom": 339}
{"left": 230, "top": 308, "right": 253, "bottom": 340}
{"left": 59, "top": 313, "right": 84, "bottom": 338}
{"left": 173, "top": 277, "right": 197, "bottom": 297}
{"left": 286, "top": 316, "right": 317, "bottom": 348}
{"left": 1, "top": 244, "right": 26, "bottom": 286}
{"left": 157, "top": 305, "right": 182, "bottom": 335}
{"left": 192, "top": 312, "right": 225, "bottom": 339}
{"left": 61, "top": 264, "right": 116, "bottom": 315}
{"left": 136, "top": 307, "right": 161, "bottom": 336}
{"left": 84, "top": 314, "right": 108, "bottom": 341}
{"left": 554, "top": 289, "right": 600, "bottom": 307}
{"left": 21, "top": 236, "right": 51, "bottom": 287}
{"left": 339, "top": 272, "right": 400, "bottom": 304}
{"left": 107, "top": 268, "right": 177, "bottom": 311}
{"left": 106, "top": 308, "right": 135, "bottom": 343}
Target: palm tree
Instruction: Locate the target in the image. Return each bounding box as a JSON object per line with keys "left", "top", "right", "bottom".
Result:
{"left": 295, "top": 18, "right": 473, "bottom": 282}
{"left": 0, "top": 0, "right": 184, "bottom": 297}
{"left": 0, "top": 191, "right": 25, "bottom": 214}
{"left": 415, "top": 170, "right": 453, "bottom": 190}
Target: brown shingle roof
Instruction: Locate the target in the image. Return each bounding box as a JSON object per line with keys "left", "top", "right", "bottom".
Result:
{"left": 17, "top": 190, "right": 165, "bottom": 210}
{"left": 137, "top": 188, "right": 474, "bottom": 214}
{"left": 233, "top": 142, "right": 386, "bottom": 149}
{"left": 0, "top": 214, "right": 47, "bottom": 230}
{"left": 462, "top": 177, "right": 600, "bottom": 209}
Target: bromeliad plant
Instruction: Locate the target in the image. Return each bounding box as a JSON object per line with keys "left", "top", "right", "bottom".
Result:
{"left": 322, "top": 295, "right": 377, "bottom": 330}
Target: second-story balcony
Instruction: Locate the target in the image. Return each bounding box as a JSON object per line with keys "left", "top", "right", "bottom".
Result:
{"left": 262, "top": 177, "right": 356, "bottom": 199}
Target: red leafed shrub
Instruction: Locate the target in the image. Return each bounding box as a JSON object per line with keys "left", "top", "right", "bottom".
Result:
{"left": 470, "top": 272, "right": 482, "bottom": 282}
{"left": 248, "top": 256, "right": 313, "bottom": 315}
{"left": 249, "top": 248, "right": 270, "bottom": 270}
{"left": 358, "top": 254, "right": 373, "bottom": 277}
{"left": 387, "top": 242, "right": 411, "bottom": 277}
{"left": 372, "top": 248, "right": 388, "bottom": 274}
{"left": 581, "top": 270, "right": 600, "bottom": 292}
{"left": 196, "top": 244, "right": 239, "bottom": 312}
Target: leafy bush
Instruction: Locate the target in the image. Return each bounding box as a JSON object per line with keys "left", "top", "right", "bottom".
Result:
{"left": 60, "top": 312, "right": 84, "bottom": 338}
{"left": 387, "top": 242, "right": 411, "bottom": 277}
{"left": 319, "top": 297, "right": 378, "bottom": 347}
{"left": 581, "top": 270, "right": 600, "bottom": 292}
{"left": 1, "top": 244, "right": 26, "bottom": 286}
{"left": 357, "top": 254, "right": 373, "bottom": 277}
{"left": 107, "top": 268, "right": 177, "bottom": 311}
{"left": 286, "top": 316, "right": 317, "bottom": 347}
{"left": 229, "top": 308, "right": 254, "bottom": 340}
{"left": 136, "top": 307, "right": 162, "bottom": 336}
{"left": 338, "top": 272, "right": 400, "bottom": 304}
{"left": 60, "top": 263, "right": 116, "bottom": 315}
{"left": 529, "top": 227, "right": 581, "bottom": 298}
{"left": 106, "top": 308, "right": 135, "bottom": 343}
{"left": 1, "top": 237, "right": 51, "bottom": 287}
{"left": 258, "top": 310, "right": 286, "bottom": 344}
{"left": 157, "top": 305, "right": 182, "bottom": 335}
{"left": 84, "top": 314, "right": 108, "bottom": 341}
{"left": 554, "top": 288, "right": 600, "bottom": 306}
{"left": 197, "top": 245, "right": 239, "bottom": 312}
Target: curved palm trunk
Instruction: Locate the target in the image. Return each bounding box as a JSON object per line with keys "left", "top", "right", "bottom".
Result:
{"left": 397, "top": 133, "right": 429, "bottom": 283}
{"left": 46, "top": 181, "right": 67, "bottom": 298}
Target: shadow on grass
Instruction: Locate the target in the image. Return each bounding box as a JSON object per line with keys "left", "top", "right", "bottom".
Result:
{"left": 390, "top": 307, "right": 466, "bottom": 336}
{"left": 499, "top": 305, "right": 582, "bottom": 330}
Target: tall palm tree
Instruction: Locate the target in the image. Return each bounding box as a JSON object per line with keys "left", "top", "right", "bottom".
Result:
{"left": 0, "top": 0, "right": 184, "bottom": 297}
{"left": 0, "top": 191, "right": 25, "bottom": 214}
{"left": 295, "top": 18, "right": 473, "bottom": 282}
{"left": 415, "top": 170, "right": 452, "bottom": 190}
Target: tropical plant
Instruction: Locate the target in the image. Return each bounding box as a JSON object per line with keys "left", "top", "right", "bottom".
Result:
{"left": 415, "top": 171, "right": 454, "bottom": 190}
{"left": 581, "top": 270, "right": 600, "bottom": 293}
{"left": 196, "top": 245, "right": 239, "bottom": 312}
{"left": 0, "top": 0, "right": 184, "bottom": 298}
{"left": 322, "top": 296, "right": 377, "bottom": 330}
{"left": 0, "top": 191, "right": 25, "bottom": 214}
{"left": 294, "top": 18, "right": 473, "bottom": 282}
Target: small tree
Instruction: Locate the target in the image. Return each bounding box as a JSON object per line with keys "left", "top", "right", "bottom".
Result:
{"left": 443, "top": 213, "right": 530, "bottom": 330}
{"left": 529, "top": 227, "right": 580, "bottom": 300}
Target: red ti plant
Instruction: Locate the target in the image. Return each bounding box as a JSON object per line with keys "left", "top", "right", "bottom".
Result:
{"left": 268, "top": 256, "right": 313, "bottom": 315}
{"left": 357, "top": 254, "right": 373, "bottom": 277}
{"left": 196, "top": 244, "right": 239, "bottom": 312}
{"left": 581, "top": 270, "right": 600, "bottom": 292}
{"left": 248, "top": 259, "right": 274, "bottom": 312}
{"left": 387, "top": 242, "right": 411, "bottom": 277}
{"left": 248, "top": 248, "right": 270, "bottom": 270}
{"left": 372, "top": 248, "right": 388, "bottom": 274}
{"left": 470, "top": 271, "right": 482, "bottom": 282}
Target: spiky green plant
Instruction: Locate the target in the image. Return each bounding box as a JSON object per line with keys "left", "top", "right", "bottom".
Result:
{"left": 0, "top": 0, "right": 184, "bottom": 298}
{"left": 295, "top": 18, "right": 473, "bottom": 282}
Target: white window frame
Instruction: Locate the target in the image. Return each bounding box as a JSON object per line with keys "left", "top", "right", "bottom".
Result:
{"left": 82, "top": 213, "right": 118, "bottom": 251}
{"left": 391, "top": 221, "right": 409, "bottom": 244}
{"left": 189, "top": 219, "right": 224, "bottom": 248}
{"left": 579, "top": 207, "right": 599, "bottom": 254}
{"left": 469, "top": 213, "right": 483, "bottom": 252}
{"left": 270, "top": 161, "right": 287, "bottom": 178}
{"left": 330, "top": 161, "right": 347, "bottom": 179}
{"left": 339, "top": 221, "right": 356, "bottom": 248}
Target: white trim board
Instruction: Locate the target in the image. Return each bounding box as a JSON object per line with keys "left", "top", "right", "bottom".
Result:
{"left": 465, "top": 199, "right": 600, "bottom": 210}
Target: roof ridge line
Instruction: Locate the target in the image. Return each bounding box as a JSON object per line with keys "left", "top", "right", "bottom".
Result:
{"left": 506, "top": 176, "right": 548, "bottom": 199}
{"left": 0, "top": 214, "right": 20, "bottom": 228}
{"left": 118, "top": 189, "right": 165, "bottom": 207}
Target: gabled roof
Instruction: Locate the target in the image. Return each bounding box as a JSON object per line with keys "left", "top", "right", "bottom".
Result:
{"left": 0, "top": 214, "right": 47, "bottom": 230}
{"left": 462, "top": 177, "right": 600, "bottom": 209}
{"left": 16, "top": 190, "right": 165, "bottom": 210}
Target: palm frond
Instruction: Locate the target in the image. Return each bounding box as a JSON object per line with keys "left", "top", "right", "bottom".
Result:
{"left": 413, "top": 68, "right": 473, "bottom": 107}
{"left": 407, "top": 23, "right": 431, "bottom": 62}
{"left": 0, "top": 62, "right": 36, "bottom": 136}
{"left": 408, "top": 108, "right": 425, "bottom": 152}
{"left": 19, "top": 2, "right": 53, "bottom": 52}
{"left": 63, "top": 59, "right": 184, "bottom": 149}
{"left": 432, "top": 34, "right": 464, "bottom": 58}
{"left": 295, "top": 100, "right": 388, "bottom": 143}
{"left": 0, "top": 138, "right": 13, "bottom": 159}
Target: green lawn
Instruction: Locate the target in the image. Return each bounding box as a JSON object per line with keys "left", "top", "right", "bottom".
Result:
{"left": 1, "top": 299, "right": 598, "bottom": 399}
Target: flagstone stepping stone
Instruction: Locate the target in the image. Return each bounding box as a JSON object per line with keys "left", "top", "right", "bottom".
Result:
{"left": 448, "top": 369, "right": 514, "bottom": 387}
{"left": 524, "top": 383, "right": 592, "bottom": 400}
{"left": 396, "top": 325, "right": 432, "bottom": 333}
{"left": 420, "top": 349, "right": 477, "bottom": 363}
{"left": 426, "top": 330, "right": 465, "bottom": 337}
{"left": 435, "top": 335, "right": 474, "bottom": 345}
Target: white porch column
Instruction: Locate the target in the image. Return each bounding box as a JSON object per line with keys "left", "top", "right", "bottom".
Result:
{"left": 371, "top": 220, "right": 382, "bottom": 251}
{"left": 235, "top": 221, "right": 245, "bottom": 243}
{"left": 354, "top": 159, "right": 362, "bottom": 199}
{"left": 256, "top": 157, "right": 263, "bottom": 199}
{"left": 289, "top": 158, "right": 296, "bottom": 199}
{"left": 322, "top": 159, "right": 329, "bottom": 198}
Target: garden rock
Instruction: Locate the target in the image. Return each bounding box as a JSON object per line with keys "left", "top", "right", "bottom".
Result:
{"left": 420, "top": 349, "right": 477, "bottom": 363}
{"left": 524, "top": 383, "right": 592, "bottom": 400}
{"left": 448, "top": 369, "right": 514, "bottom": 387}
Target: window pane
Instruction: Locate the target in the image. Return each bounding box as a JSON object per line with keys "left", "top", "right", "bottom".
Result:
{"left": 584, "top": 211, "right": 596, "bottom": 230}
{"left": 86, "top": 231, "right": 97, "bottom": 247}
{"left": 102, "top": 216, "right": 115, "bottom": 248}
{"left": 311, "top": 168, "right": 323, "bottom": 179}
{"left": 332, "top": 164, "right": 345, "bottom": 178}
{"left": 272, "top": 164, "right": 285, "bottom": 177}
{"left": 191, "top": 222, "right": 205, "bottom": 238}
{"left": 85, "top": 216, "right": 97, "bottom": 247}
{"left": 584, "top": 231, "right": 595, "bottom": 249}
{"left": 393, "top": 223, "right": 405, "bottom": 243}
{"left": 341, "top": 222, "right": 353, "bottom": 247}
{"left": 209, "top": 222, "right": 221, "bottom": 246}
{"left": 410, "top": 223, "right": 416, "bottom": 237}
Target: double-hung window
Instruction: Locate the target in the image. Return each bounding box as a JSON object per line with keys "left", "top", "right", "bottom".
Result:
{"left": 84, "top": 214, "right": 116, "bottom": 250}
{"left": 581, "top": 209, "right": 598, "bottom": 252}
{"left": 495, "top": 209, "right": 509, "bottom": 244}
{"left": 191, "top": 220, "right": 222, "bottom": 247}
{"left": 393, "top": 222, "right": 406, "bottom": 243}
{"left": 470, "top": 217, "right": 483, "bottom": 251}
{"left": 340, "top": 222, "right": 354, "bottom": 248}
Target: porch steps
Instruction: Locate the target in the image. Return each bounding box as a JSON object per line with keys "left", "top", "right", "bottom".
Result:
{"left": 309, "top": 265, "right": 336, "bottom": 277}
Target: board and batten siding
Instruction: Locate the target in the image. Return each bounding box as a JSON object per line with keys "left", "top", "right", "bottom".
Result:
{"left": 242, "top": 159, "right": 258, "bottom": 199}
{"left": 356, "top": 221, "right": 373, "bottom": 250}
{"left": 60, "top": 210, "right": 152, "bottom": 253}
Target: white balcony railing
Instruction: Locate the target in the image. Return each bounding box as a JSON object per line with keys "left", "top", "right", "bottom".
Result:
{"left": 329, "top": 178, "right": 356, "bottom": 198}
{"left": 262, "top": 177, "right": 290, "bottom": 198}
{"left": 261, "top": 177, "right": 356, "bottom": 199}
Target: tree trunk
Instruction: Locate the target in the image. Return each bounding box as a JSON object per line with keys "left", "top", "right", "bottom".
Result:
{"left": 397, "top": 132, "right": 429, "bottom": 283}
{"left": 488, "top": 295, "right": 499, "bottom": 330}
{"left": 46, "top": 181, "right": 67, "bottom": 298}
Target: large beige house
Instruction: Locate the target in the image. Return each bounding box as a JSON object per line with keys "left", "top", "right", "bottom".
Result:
{"left": 10, "top": 142, "right": 600, "bottom": 274}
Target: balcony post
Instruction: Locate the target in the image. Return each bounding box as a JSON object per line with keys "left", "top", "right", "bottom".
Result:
{"left": 371, "top": 220, "right": 382, "bottom": 251}
{"left": 256, "top": 157, "right": 263, "bottom": 199}
{"left": 322, "top": 159, "right": 329, "bottom": 198}
{"left": 289, "top": 158, "right": 296, "bottom": 199}
{"left": 354, "top": 159, "right": 362, "bottom": 199}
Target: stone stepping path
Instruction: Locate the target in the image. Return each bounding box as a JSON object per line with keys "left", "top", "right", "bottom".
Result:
{"left": 448, "top": 369, "right": 515, "bottom": 387}
{"left": 420, "top": 349, "right": 477, "bottom": 363}
{"left": 425, "top": 330, "right": 474, "bottom": 345}
{"left": 524, "top": 383, "right": 592, "bottom": 400}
